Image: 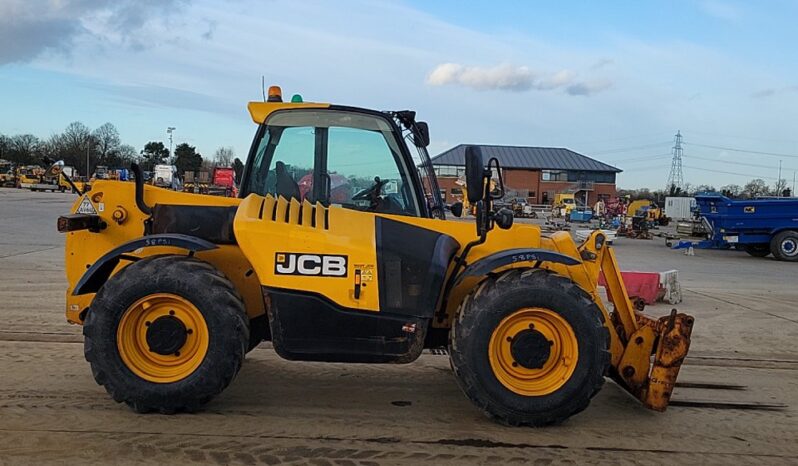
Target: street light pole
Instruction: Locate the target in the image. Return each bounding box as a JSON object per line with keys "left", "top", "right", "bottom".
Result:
{"left": 167, "top": 127, "right": 176, "bottom": 161}
{"left": 86, "top": 143, "right": 90, "bottom": 178}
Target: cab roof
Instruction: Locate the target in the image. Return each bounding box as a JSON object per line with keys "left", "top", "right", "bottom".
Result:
{"left": 247, "top": 101, "right": 330, "bottom": 124}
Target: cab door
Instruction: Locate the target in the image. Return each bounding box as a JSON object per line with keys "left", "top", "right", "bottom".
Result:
{"left": 235, "top": 108, "right": 458, "bottom": 362}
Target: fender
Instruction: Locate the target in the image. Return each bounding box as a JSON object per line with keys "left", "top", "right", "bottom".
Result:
{"left": 72, "top": 233, "right": 218, "bottom": 295}
{"left": 454, "top": 248, "right": 580, "bottom": 287}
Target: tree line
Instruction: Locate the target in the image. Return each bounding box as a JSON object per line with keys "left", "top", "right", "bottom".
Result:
{"left": 0, "top": 122, "right": 238, "bottom": 178}
{"left": 620, "top": 179, "right": 792, "bottom": 203}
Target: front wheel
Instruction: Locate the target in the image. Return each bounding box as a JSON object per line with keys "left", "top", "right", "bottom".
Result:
{"left": 771, "top": 230, "right": 798, "bottom": 261}
{"left": 450, "top": 269, "right": 610, "bottom": 426}
{"left": 83, "top": 255, "right": 249, "bottom": 413}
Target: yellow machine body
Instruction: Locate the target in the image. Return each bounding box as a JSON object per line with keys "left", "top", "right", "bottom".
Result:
{"left": 62, "top": 94, "right": 693, "bottom": 416}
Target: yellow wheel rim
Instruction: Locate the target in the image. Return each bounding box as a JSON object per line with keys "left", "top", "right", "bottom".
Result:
{"left": 117, "top": 293, "right": 209, "bottom": 384}
{"left": 488, "top": 308, "right": 578, "bottom": 396}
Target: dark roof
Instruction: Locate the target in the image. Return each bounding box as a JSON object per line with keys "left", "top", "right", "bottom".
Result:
{"left": 431, "top": 144, "right": 622, "bottom": 173}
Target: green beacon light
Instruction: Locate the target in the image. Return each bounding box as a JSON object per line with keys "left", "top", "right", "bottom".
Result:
{"left": 291, "top": 94, "right": 303, "bottom": 103}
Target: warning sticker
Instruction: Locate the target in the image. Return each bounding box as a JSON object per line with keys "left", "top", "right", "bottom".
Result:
{"left": 354, "top": 264, "right": 375, "bottom": 282}
{"left": 75, "top": 196, "right": 98, "bottom": 215}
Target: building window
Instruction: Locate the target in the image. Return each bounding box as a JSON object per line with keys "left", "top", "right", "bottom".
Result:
{"left": 527, "top": 190, "right": 536, "bottom": 198}
{"left": 451, "top": 187, "right": 463, "bottom": 195}
{"left": 542, "top": 170, "right": 568, "bottom": 181}
{"left": 434, "top": 166, "right": 465, "bottom": 177}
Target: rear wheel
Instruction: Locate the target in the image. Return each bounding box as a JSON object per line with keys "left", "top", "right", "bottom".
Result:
{"left": 771, "top": 230, "right": 798, "bottom": 261}
{"left": 450, "top": 269, "right": 610, "bottom": 426}
{"left": 84, "top": 255, "right": 248, "bottom": 413}
{"left": 744, "top": 244, "right": 771, "bottom": 257}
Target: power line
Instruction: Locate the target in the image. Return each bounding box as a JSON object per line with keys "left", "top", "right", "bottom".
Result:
{"left": 685, "top": 129, "right": 798, "bottom": 145}
{"left": 621, "top": 165, "right": 670, "bottom": 172}
{"left": 682, "top": 164, "right": 781, "bottom": 181}
{"left": 688, "top": 154, "right": 798, "bottom": 172}
{"left": 590, "top": 141, "right": 673, "bottom": 155}
{"left": 684, "top": 142, "right": 798, "bottom": 159}
{"left": 612, "top": 154, "right": 672, "bottom": 164}
{"left": 567, "top": 131, "right": 673, "bottom": 146}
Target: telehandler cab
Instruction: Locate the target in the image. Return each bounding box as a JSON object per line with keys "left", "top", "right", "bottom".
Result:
{"left": 58, "top": 86, "right": 693, "bottom": 426}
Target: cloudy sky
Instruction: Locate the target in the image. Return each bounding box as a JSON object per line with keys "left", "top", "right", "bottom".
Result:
{"left": 1, "top": 0, "right": 797, "bottom": 188}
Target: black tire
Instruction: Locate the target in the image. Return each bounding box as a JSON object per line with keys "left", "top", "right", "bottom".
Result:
{"left": 83, "top": 255, "right": 249, "bottom": 413}
{"left": 770, "top": 230, "right": 798, "bottom": 262}
{"left": 744, "top": 244, "right": 771, "bottom": 257}
{"left": 450, "top": 269, "right": 610, "bottom": 427}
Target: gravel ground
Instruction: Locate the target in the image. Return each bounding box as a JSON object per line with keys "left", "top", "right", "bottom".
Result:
{"left": 0, "top": 187, "right": 796, "bottom": 465}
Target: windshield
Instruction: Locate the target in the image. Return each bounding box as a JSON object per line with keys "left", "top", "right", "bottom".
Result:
{"left": 243, "top": 109, "right": 422, "bottom": 217}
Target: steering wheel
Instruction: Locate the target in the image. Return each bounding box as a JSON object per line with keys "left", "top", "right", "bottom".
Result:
{"left": 352, "top": 176, "right": 388, "bottom": 204}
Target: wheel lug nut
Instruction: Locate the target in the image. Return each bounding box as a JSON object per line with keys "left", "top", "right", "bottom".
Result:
{"left": 528, "top": 323, "right": 535, "bottom": 329}
{"left": 187, "top": 329, "right": 193, "bottom": 334}
{"left": 512, "top": 361, "right": 518, "bottom": 367}
{"left": 506, "top": 336, "right": 513, "bottom": 342}
{"left": 169, "top": 310, "right": 175, "bottom": 316}
{"left": 145, "top": 321, "right": 151, "bottom": 327}
{"left": 548, "top": 340, "right": 554, "bottom": 346}
{"left": 174, "top": 351, "right": 181, "bottom": 356}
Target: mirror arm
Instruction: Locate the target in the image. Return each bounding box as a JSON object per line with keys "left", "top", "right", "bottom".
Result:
{"left": 61, "top": 171, "right": 83, "bottom": 196}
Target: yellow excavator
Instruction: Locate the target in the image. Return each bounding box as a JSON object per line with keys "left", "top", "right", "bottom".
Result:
{"left": 57, "top": 86, "right": 693, "bottom": 426}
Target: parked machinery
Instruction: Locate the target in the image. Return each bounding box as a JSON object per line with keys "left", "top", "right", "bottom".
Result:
{"left": 628, "top": 199, "right": 670, "bottom": 227}
{"left": 0, "top": 159, "right": 15, "bottom": 187}
{"left": 15, "top": 165, "right": 43, "bottom": 189}
{"left": 183, "top": 170, "right": 210, "bottom": 194}
{"left": 56, "top": 86, "right": 694, "bottom": 426}
{"left": 691, "top": 194, "right": 798, "bottom": 261}
{"left": 184, "top": 167, "right": 237, "bottom": 197}
{"left": 551, "top": 192, "right": 576, "bottom": 218}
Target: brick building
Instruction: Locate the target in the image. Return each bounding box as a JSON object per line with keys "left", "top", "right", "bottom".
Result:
{"left": 431, "top": 144, "right": 621, "bottom": 207}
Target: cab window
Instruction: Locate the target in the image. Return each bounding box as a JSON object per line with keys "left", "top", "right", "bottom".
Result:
{"left": 244, "top": 110, "right": 420, "bottom": 216}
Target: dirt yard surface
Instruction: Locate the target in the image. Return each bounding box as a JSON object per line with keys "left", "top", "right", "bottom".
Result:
{"left": 1, "top": 187, "right": 796, "bottom": 465}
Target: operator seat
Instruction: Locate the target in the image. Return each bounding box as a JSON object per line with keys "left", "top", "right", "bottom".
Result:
{"left": 275, "top": 161, "right": 300, "bottom": 200}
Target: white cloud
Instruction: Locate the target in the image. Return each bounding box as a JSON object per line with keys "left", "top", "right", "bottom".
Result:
{"left": 427, "top": 63, "right": 610, "bottom": 96}
{"left": 427, "top": 63, "right": 539, "bottom": 91}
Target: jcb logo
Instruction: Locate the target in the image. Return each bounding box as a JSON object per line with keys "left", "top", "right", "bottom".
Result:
{"left": 275, "top": 252, "right": 348, "bottom": 277}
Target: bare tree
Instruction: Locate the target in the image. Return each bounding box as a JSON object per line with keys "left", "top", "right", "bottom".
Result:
{"left": 61, "top": 122, "right": 95, "bottom": 175}
{"left": 214, "top": 146, "right": 235, "bottom": 167}
{"left": 743, "top": 179, "right": 769, "bottom": 198}
{"left": 9, "top": 134, "right": 41, "bottom": 164}
{"left": 0, "top": 134, "right": 11, "bottom": 160}
{"left": 773, "top": 178, "right": 788, "bottom": 196}
{"left": 693, "top": 184, "right": 716, "bottom": 194}
{"left": 720, "top": 184, "right": 742, "bottom": 198}
{"left": 117, "top": 144, "right": 137, "bottom": 164}
{"left": 93, "top": 123, "right": 121, "bottom": 165}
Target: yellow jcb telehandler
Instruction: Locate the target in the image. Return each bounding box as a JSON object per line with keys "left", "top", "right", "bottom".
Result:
{"left": 57, "top": 86, "right": 693, "bottom": 426}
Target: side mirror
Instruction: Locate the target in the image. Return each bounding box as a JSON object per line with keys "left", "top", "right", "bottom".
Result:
{"left": 44, "top": 159, "right": 65, "bottom": 178}
{"left": 413, "top": 122, "right": 430, "bottom": 148}
{"left": 450, "top": 201, "right": 464, "bottom": 218}
{"left": 464, "top": 145, "right": 485, "bottom": 203}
